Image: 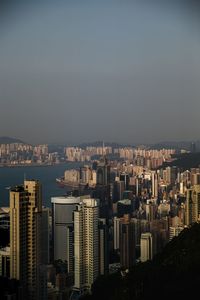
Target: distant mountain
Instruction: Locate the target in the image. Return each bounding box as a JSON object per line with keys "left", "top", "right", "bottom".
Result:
{"left": 77, "top": 141, "right": 134, "bottom": 149}
{"left": 77, "top": 140, "right": 200, "bottom": 151}
{"left": 0, "top": 136, "right": 25, "bottom": 144}
{"left": 147, "top": 140, "right": 200, "bottom": 151}
{"left": 82, "top": 223, "right": 200, "bottom": 300}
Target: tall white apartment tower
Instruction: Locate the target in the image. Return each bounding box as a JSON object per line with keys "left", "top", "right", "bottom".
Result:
{"left": 151, "top": 171, "right": 158, "bottom": 198}
{"left": 74, "top": 198, "right": 99, "bottom": 292}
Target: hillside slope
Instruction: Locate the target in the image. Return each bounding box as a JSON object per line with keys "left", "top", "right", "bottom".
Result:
{"left": 83, "top": 223, "right": 200, "bottom": 300}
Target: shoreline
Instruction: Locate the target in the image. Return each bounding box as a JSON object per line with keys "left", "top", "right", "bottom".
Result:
{"left": 0, "top": 160, "right": 91, "bottom": 168}
{"left": 0, "top": 162, "right": 81, "bottom": 168}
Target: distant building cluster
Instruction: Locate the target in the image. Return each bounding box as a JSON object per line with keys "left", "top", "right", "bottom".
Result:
{"left": 64, "top": 146, "right": 112, "bottom": 162}
{"left": 63, "top": 166, "right": 97, "bottom": 187}
{"left": 0, "top": 143, "right": 60, "bottom": 165}
{"left": 64, "top": 146, "right": 175, "bottom": 169}
{"left": 0, "top": 142, "right": 179, "bottom": 168}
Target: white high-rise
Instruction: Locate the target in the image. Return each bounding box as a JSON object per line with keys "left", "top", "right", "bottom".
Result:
{"left": 140, "top": 232, "right": 153, "bottom": 262}
{"left": 74, "top": 198, "right": 99, "bottom": 292}
{"left": 113, "top": 216, "right": 120, "bottom": 250}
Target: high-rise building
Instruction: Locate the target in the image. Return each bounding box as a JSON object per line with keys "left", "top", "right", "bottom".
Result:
{"left": 119, "top": 173, "right": 130, "bottom": 190}
{"left": 24, "top": 180, "right": 47, "bottom": 300}
{"left": 112, "top": 180, "right": 125, "bottom": 203}
{"left": 145, "top": 202, "right": 157, "bottom": 222}
{"left": 113, "top": 216, "right": 120, "bottom": 250}
{"left": 10, "top": 186, "right": 28, "bottom": 292}
{"left": 10, "top": 180, "right": 47, "bottom": 300}
{"left": 96, "top": 157, "right": 111, "bottom": 218}
{"left": 96, "top": 157, "right": 110, "bottom": 186}
{"left": 140, "top": 233, "right": 153, "bottom": 262}
{"left": 150, "top": 219, "right": 169, "bottom": 255}
{"left": 73, "top": 198, "right": 99, "bottom": 293}
{"left": 119, "top": 215, "right": 135, "bottom": 269}
{"left": 41, "top": 207, "right": 50, "bottom": 265}
{"left": 66, "top": 224, "right": 74, "bottom": 275}
{"left": 51, "top": 196, "right": 81, "bottom": 271}
{"left": 185, "top": 185, "right": 200, "bottom": 225}
{"left": 99, "top": 218, "right": 109, "bottom": 275}
{"left": 151, "top": 171, "right": 158, "bottom": 198}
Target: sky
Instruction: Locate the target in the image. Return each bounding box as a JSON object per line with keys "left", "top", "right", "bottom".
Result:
{"left": 0, "top": 0, "right": 200, "bottom": 145}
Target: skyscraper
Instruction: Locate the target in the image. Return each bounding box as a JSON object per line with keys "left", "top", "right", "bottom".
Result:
{"left": 10, "top": 180, "right": 47, "bottom": 300}
{"left": 112, "top": 180, "right": 125, "bottom": 203}
{"left": 185, "top": 185, "right": 200, "bottom": 225}
{"left": 51, "top": 196, "right": 81, "bottom": 272}
{"left": 96, "top": 157, "right": 111, "bottom": 218}
{"left": 119, "top": 215, "right": 135, "bottom": 269}
{"left": 119, "top": 172, "right": 130, "bottom": 190}
{"left": 99, "top": 218, "right": 109, "bottom": 275}
{"left": 10, "top": 186, "right": 28, "bottom": 293}
{"left": 73, "top": 198, "right": 99, "bottom": 293}
{"left": 113, "top": 216, "right": 120, "bottom": 250}
{"left": 151, "top": 171, "right": 158, "bottom": 198}
{"left": 140, "top": 233, "right": 153, "bottom": 262}
{"left": 96, "top": 157, "right": 110, "bottom": 186}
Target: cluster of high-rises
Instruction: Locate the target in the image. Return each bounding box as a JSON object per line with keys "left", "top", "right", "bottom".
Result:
{"left": 0, "top": 143, "right": 59, "bottom": 165}
{"left": 0, "top": 142, "right": 177, "bottom": 168}
{"left": 62, "top": 166, "right": 97, "bottom": 187}
{"left": 61, "top": 147, "right": 175, "bottom": 188}
{"left": 50, "top": 155, "right": 200, "bottom": 298}
{"left": 64, "top": 146, "right": 112, "bottom": 162}
{"left": 64, "top": 146, "right": 175, "bottom": 167}
{"left": 1, "top": 147, "right": 200, "bottom": 299}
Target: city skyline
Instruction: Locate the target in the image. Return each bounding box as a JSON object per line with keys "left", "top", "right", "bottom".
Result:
{"left": 1, "top": 1, "right": 200, "bottom": 299}
{"left": 1, "top": 140, "right": 200, "bottom": 298}
{"left": 0, "top": 0, "right": 200, "bottom": 144}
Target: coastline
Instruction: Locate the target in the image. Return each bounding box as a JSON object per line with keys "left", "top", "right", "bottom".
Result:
{"left": 0, "top": 162, "right": 83, "bottom": 168}
{"left": 0, "top": 163, "right": 84, "bottom": 207}
{"left": 0, "top": 163, "right": 60, "bottom": 168}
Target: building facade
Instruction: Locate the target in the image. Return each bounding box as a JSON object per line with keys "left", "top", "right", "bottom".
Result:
{"left": 74, "top": 198, "right": 99, "bottom": 292}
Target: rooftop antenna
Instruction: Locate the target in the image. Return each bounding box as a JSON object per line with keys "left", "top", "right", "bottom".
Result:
{"left": 24, "top": 173, "right": 26, "bottom": 182}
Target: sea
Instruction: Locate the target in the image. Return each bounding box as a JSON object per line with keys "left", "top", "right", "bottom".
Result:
{"left": 0, "top": 162, "right": 83, "bottom": 207}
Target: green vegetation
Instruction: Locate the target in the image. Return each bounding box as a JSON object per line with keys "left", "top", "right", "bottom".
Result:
{"left": 83, "top": 223, "right": 200, "bottom": 300}
{"left": 162, "top": 152, "right": 200, "bottom": 171}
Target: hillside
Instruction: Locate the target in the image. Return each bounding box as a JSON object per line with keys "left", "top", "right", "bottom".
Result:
{"left": 0, "top": 136, "right": 25, "bottom": 144}
{"left": 161, "top": 152, "right": 200, "bottom": 171}
{"left": 148, "top": 140, "right": 200, "bottom": 151}
{"left": 82, "top": 223, "right": 200, "bottom": 300}
{"left": 77, "top": 141, "right": 134, "bottom": 149}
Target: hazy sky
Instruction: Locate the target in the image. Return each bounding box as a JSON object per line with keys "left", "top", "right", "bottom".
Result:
{"left": 0, "top": 0, "right": 200, "bottom": 145}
